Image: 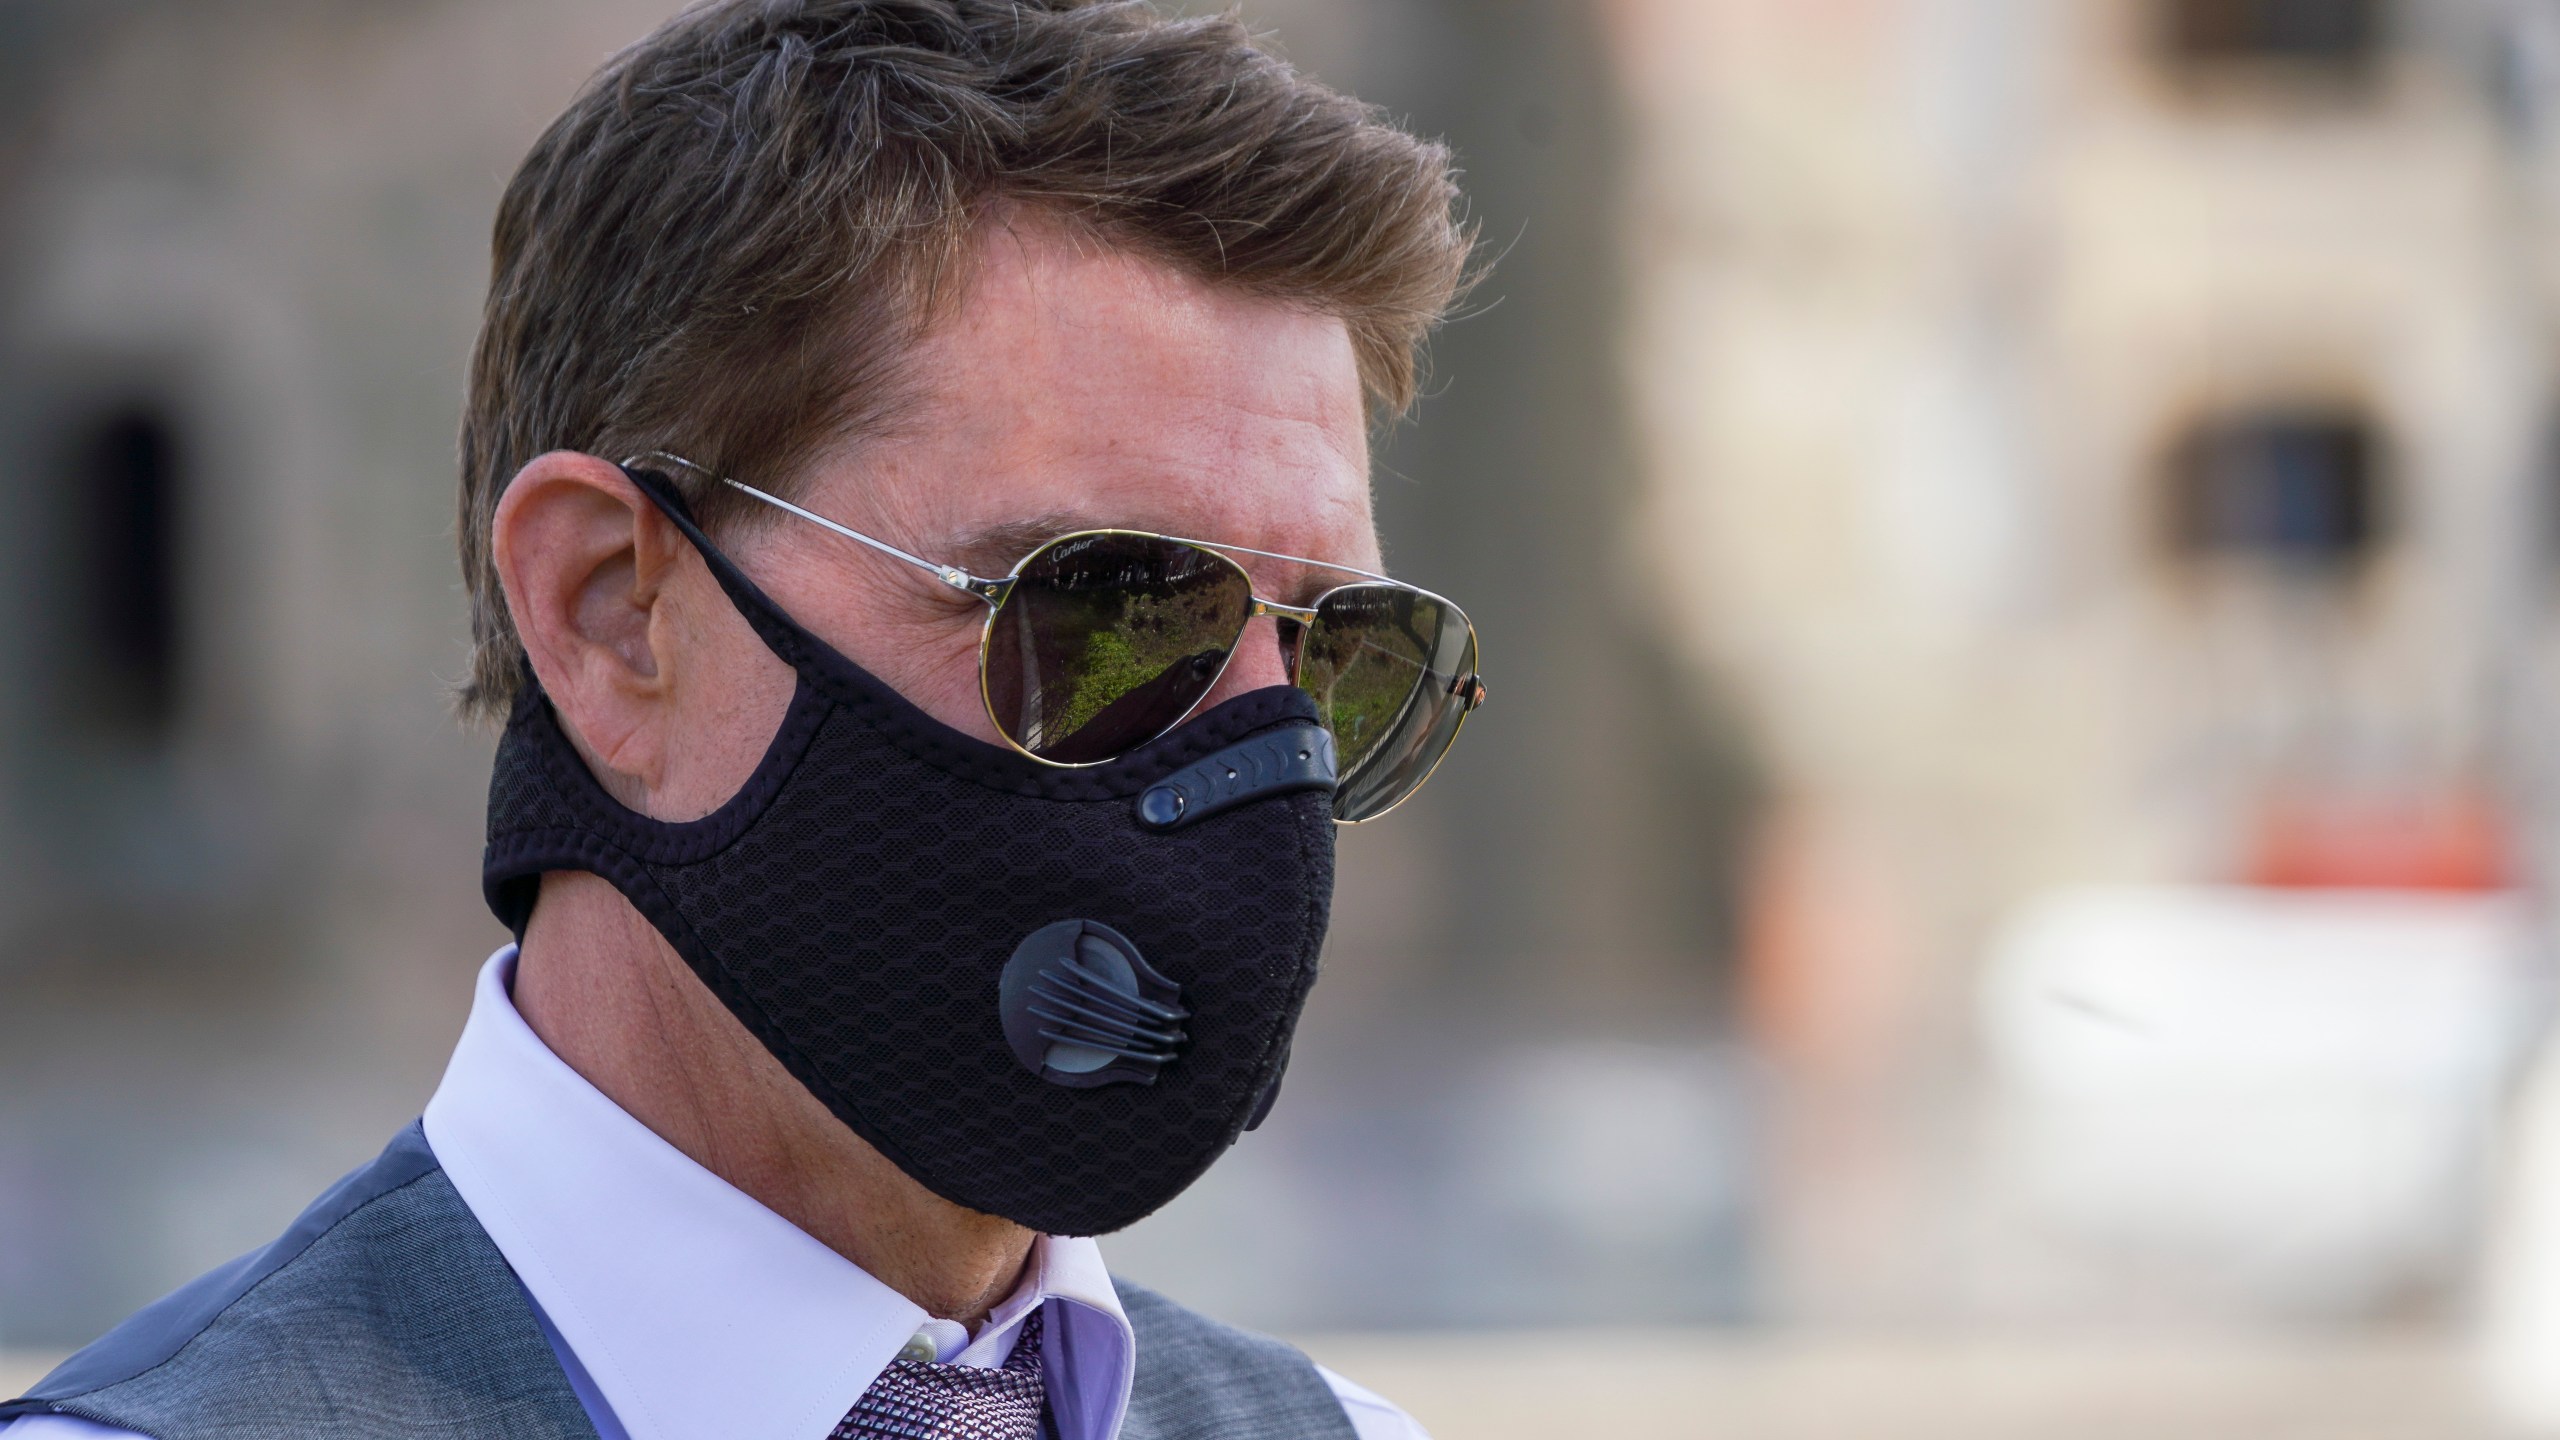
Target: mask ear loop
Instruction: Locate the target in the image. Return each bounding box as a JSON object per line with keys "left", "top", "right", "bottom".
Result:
{"left": 621, "top": 464, "right": 831, "bottom": 676}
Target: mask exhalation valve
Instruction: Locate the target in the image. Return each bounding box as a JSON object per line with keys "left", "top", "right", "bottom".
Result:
{"left": 998, "top": 920, "right": 1190, "bottom": 1088}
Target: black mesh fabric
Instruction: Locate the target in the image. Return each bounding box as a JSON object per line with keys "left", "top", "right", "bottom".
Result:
{"left": 482, "top": 471, "right": 1336, "bottom": 1238}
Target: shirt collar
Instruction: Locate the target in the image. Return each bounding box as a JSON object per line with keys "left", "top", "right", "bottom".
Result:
{"left": 423, "top": 946, "right": 1135, "bottom": 1440}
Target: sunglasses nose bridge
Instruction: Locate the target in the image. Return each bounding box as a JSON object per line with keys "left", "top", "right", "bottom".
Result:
{"left": 1248, "top": 598, "right": 1321, "bottom": 624}
{"left": 1246, "top": 598, "right": 1319, "bottom": 687}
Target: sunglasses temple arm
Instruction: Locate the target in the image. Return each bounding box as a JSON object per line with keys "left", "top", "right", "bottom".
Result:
{"left": 719, "top": 478, "right": 1013, "bottom": 604}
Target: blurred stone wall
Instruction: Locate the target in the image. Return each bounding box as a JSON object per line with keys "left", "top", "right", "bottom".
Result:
{"left": 1606, "top": 0, "right": 2560, "bottom": 1324}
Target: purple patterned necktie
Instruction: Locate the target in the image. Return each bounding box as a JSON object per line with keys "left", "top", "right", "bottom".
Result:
{"left": 829, "top": 1305, "right": 1048, "bottom": 1440}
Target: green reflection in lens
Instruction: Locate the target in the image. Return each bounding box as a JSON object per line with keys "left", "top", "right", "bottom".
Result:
{"left": 1049, "top": 595, "right": 1227, "bottom": 740}
{"left": 987, "top": 534, "right": 1251, "bottom": 763}
{"left": 1301, "top": 584, "right": 1476, "bottom": 821}
{"left": 1300, "top": 588, "right": 1438, "bottom": 772}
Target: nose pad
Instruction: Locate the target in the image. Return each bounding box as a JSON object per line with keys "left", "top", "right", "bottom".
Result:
{"left": 1203, "top": 614, "right": 1295, "bottom": 708}
{"left": 1276, "top": 617, "right": 1306, "bottom": 681}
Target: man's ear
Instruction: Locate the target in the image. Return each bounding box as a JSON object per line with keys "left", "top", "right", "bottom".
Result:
{"left": 490, "top": 451, "right": 691, "bottom": 804}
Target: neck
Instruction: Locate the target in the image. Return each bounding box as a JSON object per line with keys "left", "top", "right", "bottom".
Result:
{"left": 511, "top": 870, "right": 1035, "bottom": 1324}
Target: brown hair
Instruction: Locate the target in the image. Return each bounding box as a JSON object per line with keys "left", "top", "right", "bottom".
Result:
{"left": 457, "top": 0, "right": 1474, "bottom": 722}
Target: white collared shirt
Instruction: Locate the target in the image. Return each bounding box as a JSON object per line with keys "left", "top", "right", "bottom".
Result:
{"left": 5, "top": 948, "right": 1425, "bottom": 1439}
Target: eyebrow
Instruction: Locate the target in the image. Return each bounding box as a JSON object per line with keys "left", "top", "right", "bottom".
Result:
{"left": 947, "top": 513, "right": 1395, "bottom": 600}
{"left": 948, "top": 513, "right": 1106, "bottom": 574}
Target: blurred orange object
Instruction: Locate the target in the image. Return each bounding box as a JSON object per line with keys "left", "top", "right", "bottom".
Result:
{"left": 2245, "top": 787, "right": 2512, "bottom": 893}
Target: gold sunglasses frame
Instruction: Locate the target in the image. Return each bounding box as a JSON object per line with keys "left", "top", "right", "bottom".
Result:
{"left": 624, "top": 452, "right": 1486, "bottom": 823}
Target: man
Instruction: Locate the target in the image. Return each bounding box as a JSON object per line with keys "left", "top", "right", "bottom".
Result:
{"left": 3, "top": 1, "right": 1481, "bottom": 1437}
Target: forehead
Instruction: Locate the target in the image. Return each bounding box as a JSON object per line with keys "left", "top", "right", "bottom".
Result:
{"left": 806, "top": 217, "right": 1378, "bottom": 573}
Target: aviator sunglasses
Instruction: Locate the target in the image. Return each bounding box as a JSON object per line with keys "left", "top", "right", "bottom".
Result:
{"left": 627, "top": 454, "right": 1487, "bottom": 823}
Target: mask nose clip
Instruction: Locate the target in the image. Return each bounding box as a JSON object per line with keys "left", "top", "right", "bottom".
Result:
{"left": 1135, "top": 723, "right": 1336, "bottom": 831}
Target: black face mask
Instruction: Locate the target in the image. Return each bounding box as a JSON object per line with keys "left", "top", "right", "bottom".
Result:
{"left": 482, "top": 471, "right": 1337, "bottom": 1236}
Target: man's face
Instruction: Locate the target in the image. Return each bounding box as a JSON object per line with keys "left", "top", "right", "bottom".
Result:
{"left": 646, "top": 219, "right": 1376, "bottom": 815}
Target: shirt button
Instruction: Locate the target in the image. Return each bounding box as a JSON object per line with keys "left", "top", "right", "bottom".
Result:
{"left": 900, "top": 1317, "right": 969, "bottom": 1364}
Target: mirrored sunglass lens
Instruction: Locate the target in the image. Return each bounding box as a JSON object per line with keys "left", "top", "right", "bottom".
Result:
{"left": 1299, "top": 585, "right": 1477, "bottom": 821}
{"left": 983, "top": 535, "right": 1251, "bottom": 764}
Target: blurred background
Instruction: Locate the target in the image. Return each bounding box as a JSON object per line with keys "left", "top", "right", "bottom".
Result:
{"left": 7, "top": 0, "right": 2560, "bottom": 1433}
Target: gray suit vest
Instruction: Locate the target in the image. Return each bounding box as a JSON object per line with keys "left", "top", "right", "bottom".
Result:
{"left": 0, "top": 1126, "right": 1358, "bottom": 1440}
